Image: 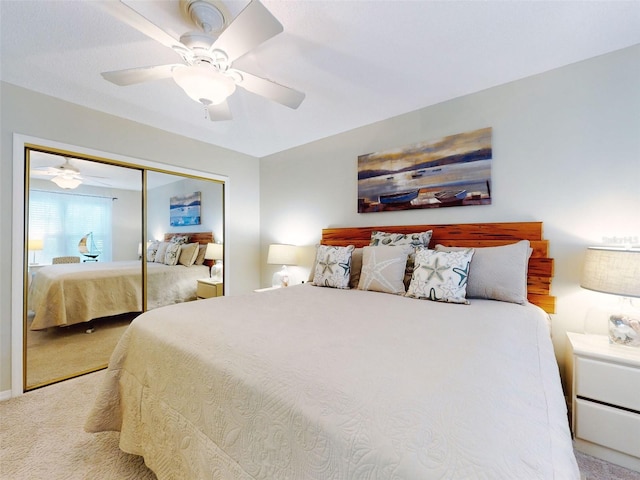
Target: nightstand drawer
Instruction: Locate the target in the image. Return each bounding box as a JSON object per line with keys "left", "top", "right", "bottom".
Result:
{"left": 197, "top": 281, "right": 222, "bottom": 299}
{"left": 576, "top": 399, "right": 640, "bottom": 458}
{"left": 576, "top": 357, "right": 640, "bottom": 411}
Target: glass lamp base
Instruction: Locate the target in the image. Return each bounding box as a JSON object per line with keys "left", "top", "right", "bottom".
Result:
{"left": 608, "top": 298, "right": 640, "bottom": 347}
{"left": 271, "top": 266, "right": 289, "bottom": 288}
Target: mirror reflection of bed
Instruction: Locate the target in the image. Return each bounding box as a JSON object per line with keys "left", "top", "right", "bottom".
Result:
{"left": 25, "top": 149, "right": 225, "bottom": 391}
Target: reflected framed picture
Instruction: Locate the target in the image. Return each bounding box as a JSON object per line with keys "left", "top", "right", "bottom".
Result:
{"left": 170, "top": 191, "right": 201, "bottom": 226}
{"left": 357, "top": 127, "right": 492, "bottom": 213}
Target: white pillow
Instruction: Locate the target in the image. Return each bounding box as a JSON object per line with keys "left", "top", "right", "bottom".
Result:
{"left": 312, "top": 245, "right": 355, "bottom": 289}
{"left": 435, "top": 240, "right": 531, "bottom": 305}
{"left": 154, "top": 242, "right": 170, "bottom": 263}
{"left": 357, "top": 245, "right": 411, "bottom": 295}
{"left": 406, "top": 248, "right": 475, "bottom": 304}
{"left": 146, "top": 240, "right": 159, "bottom": 262}
{"left": 178, "top": 242, "right": 199, "bottom": 266}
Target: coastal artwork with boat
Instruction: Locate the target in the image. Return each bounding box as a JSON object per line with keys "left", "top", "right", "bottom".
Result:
{"left": 170, "top": 191, "right": 201, "bottom": 226}
{"left": 357, "top": 127, "right": 492, "bottom": 213}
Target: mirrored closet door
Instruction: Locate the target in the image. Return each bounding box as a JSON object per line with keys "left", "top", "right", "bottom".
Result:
{"left": 23, "top": 147, "right": 225, "bottom": 391}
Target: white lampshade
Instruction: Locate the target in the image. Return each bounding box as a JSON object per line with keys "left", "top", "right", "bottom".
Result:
{"left": 581, "top": 247, "right": 640, "bottom": 298}
{"left": 267, "top": 244, "right": 297, "bottom": 266}
{"left": 51, "top": 175, "right": 81, "bottom": 189}
{"left": 28, "top": 238, "right": 44, "bottom": 251}
{"left": 205, "top": 243, "right": 224, "bottom": 260}
{"left": 173, "top": 65, "right": 236, "bottom": 106}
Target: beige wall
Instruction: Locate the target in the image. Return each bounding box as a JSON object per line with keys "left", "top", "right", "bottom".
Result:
{"left": 1, "top": 83, "right": 261, "bottom": 393}
{"left": 260, "top": 45, "right": 640, "bottom": 378}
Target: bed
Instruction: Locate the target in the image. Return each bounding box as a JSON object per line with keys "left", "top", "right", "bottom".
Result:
{"left": 28, "top": 232, "right": 212, "bottom": 330}
{"left": 85, "top": 222, "right": 579, "bottom": 479}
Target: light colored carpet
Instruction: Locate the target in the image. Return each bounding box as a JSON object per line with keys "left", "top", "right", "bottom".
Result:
{"left": 26, "top": 313, "right": 136, "bottom": 388}
{"left": 1, "top": 370, "right": 638, "bottom": 480}
{"left": 0, "top": 370, "right": 156, "bottom": 480}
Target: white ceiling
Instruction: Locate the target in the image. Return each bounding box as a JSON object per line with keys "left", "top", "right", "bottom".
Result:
{"left": 2, "top": 1, "right": 639, "bottom": 158}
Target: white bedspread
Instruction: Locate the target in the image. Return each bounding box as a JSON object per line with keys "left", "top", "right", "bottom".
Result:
{"left": 86, "top": 284, "right": 579, "bottom": 479}
{"left": 29, "top": 261, "right": 209, "bottom": 330}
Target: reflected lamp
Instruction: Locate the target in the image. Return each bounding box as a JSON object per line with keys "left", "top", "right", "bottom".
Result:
{"left": 28, "top": 238, "right": 44, "bottom": 264}
{"left": 267, "top": 244, "right": 297, "bottom": 287}
{"left": 205, "top": 243, "right": 224, "bottom": 281}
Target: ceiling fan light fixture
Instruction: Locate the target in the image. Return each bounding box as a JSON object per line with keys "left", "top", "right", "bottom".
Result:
{"left": 51, "top": 175, "right": 81, "bottom": 190}
{"left": 173, "top": 64, "right": 236, "bottom": 106}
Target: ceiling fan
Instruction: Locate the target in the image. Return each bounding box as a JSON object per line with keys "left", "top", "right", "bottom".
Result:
{"left": 99, "top": 0, "right": 305, "bottom": 121}
{"left": 31, "top": 158, "right": 107, "bottom": 190}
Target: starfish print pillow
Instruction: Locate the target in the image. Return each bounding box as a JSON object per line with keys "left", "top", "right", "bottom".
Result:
{"left": 406, "top": 248, "right": 475, "bottom": 304}
{"left": 312, "top": 245, "right": 355, "bottom": 289}
{"left": 357, "top": 245, "right": 412, "bottom": 294}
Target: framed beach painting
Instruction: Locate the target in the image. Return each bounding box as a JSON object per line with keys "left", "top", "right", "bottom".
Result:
{"left": 170, "top": 191, "right": 201, "bottom": 226}
{"left": 357, "top": 127, "right": 492, "bottom": 213}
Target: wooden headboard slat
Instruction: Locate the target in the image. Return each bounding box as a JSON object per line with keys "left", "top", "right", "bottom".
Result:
{"left": 321, "top": 222, "right": 555, "bottom": 314}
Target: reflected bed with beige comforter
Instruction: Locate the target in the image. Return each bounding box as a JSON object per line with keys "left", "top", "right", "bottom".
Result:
{"left": 28, "top": 261, "right": 209, "bottom": 330}
{"left": 86, "top": 285, "right": 579, "bottom": 479}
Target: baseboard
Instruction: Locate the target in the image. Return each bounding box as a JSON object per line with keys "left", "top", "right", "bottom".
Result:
{"left": 0, "top": 389, "right": 13, "bottom": 402}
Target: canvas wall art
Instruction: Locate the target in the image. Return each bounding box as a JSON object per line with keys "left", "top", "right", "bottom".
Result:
{"left": 170, "top": 191, "right": 201, "bottom": 226}
{"left": 357, "top": 127, "right": 492, "bottom": 213}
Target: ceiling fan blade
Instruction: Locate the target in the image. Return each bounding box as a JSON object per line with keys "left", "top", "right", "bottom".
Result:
{"left": 207, "top": 101, "right": 233, "bottom": 122}
{"left": 102, "top": 64, "right": 181, "bottom": 86}
{"left": 212, "top": 0, "right": 283, "bottom": 63}
{"left": 97, "top": 0, "right": 184, "bottom": 51}
{"left": 235, "top": 71, "right": 305, "bottom": 109}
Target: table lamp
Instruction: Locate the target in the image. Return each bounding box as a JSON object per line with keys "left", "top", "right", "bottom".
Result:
{"left": 28, "top": 238, "right": 44, "bottom": 265}
{"left": 581, "top": 246, "right": 640, "bottom": 346}
{"left": 205, "top": 243, "right": 224, "bottom": 281}
{"left": 267, "top": 244, "right": 297, "bottom": 287}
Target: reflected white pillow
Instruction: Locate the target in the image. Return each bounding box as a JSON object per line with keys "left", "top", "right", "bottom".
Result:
{"left": 154, "top": 242, "right": 170, "bottom": 263}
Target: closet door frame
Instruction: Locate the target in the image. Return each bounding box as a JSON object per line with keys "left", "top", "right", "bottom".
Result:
{"left": 11, "top": 133, "right": 228, "bottom": 396}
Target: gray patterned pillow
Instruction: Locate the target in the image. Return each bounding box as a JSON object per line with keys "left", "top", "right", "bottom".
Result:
{"left": 370, "top": 230, "right": 433, "bottom": 288}
{"left": 312, "top": 245, "right": 355, "bottom": 289}
{"left": 406, "top": 248, "right": 475, "bottom": 304}
{"left": 357, "top": 245, "right": 412, "bottom": 294}
{"left": 164, "top": 242, "right": 182, "bottom": 266}
{"left": 369, "top": 230, "right": 432, "bottom": 248}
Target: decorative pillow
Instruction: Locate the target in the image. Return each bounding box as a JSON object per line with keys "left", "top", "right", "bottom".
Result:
{"left": 435, "top": 240, "right": 531, "bottom": 305}
{"left": 369, "top": 230, "right": 432, "bottom": 248}
{"left": 349, "top": 248, "right": 363, "bottom": 289}
{"left": 312, "top": 245, "right": 355, "bottom": 289}
{"left": 357, "top": 245, "right": 412, "bottom": 294}
{"left": 406, "top": 248, "right": 475, "bottom": 304}
{"left": 178, "top": 242, "right": 199, "bottom": 266}
{"left": 170, "top": 235, "right": 189, "bottom": 245}
{"left": 164, "top": 242, "right": 183, "bottom": 266}
{"left": 369, "top": 230, "right": 433, "bottom": 289}
{"left": 154, "top": 242, "right": 170, "bottom": 263}
{"left": 194, "top": 244, "right": 207, "bottom": 265}
{"left": 146, "top": 240, "right": 159, "bottom": 262}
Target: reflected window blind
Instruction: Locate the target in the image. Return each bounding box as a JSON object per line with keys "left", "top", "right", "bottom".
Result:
{"left": 28, "top": 190, "right": 113, "bottom": 263}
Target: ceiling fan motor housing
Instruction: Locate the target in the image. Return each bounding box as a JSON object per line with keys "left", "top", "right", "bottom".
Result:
{"left": 180, "top": 0, "right": 226, "bottom": 34}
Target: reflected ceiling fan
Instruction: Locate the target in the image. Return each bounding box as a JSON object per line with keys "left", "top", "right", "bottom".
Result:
{"left": 31, "top": 158, "right": 108, "bottom": 190}
{"left": 99, "top": 0, "right": 305, "bottom": 121}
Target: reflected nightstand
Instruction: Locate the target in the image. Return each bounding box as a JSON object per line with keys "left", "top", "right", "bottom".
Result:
{"left": 196, "top": 278, "right": 223, "bottom": 299}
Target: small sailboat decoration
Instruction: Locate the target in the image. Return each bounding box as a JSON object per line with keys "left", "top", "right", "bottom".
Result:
{"left": 78, "top": 232, "right": 101, "bottom": 261}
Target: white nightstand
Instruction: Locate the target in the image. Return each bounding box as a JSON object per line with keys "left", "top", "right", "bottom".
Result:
{"left": 566, "top": 332, "right": 640, "bottom": 472}
{"left": 196, "top": 278, "right": 223, "bottom": 299}
{"left": 254, "top": 286, "right": 281, "bottom": 293}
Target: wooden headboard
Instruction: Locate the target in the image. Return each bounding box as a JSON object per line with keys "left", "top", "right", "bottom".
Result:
{"left": 321, "top": 221, "right": 555, "bottom": 314}
{"left": 164, "top": 232, "right": 213, "bottom": 245}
